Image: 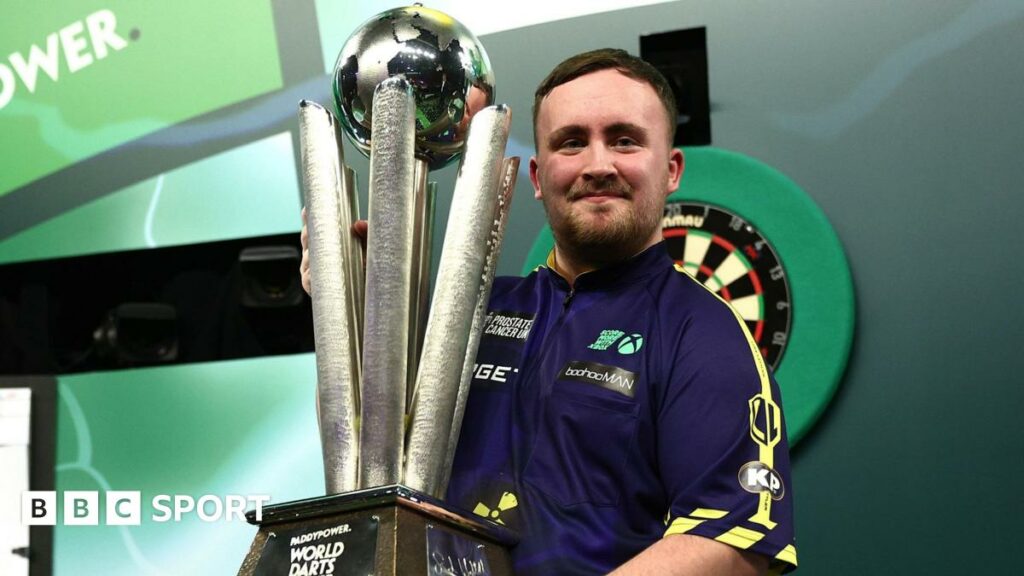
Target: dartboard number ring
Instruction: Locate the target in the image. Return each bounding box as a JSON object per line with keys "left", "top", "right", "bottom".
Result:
{"left": 662, "top": 201, "right": 793, "bottom": 369}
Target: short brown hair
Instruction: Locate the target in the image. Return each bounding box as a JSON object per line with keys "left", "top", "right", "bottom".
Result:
{"left": 532, "top": 48, "right": 678, "bottom": 145}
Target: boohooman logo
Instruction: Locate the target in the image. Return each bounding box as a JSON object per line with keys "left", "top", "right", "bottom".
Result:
{"left": 0, "top": 9, "right": 130, "bottom": 109}
{"left": 563, "top": 366, "right": 634, "bottom": 389}
{"left": 560, "top": 361, "right": 638, "bottom": 398}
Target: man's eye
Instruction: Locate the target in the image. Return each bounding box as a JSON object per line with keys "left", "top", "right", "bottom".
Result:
{"left": 559, "top": 139, "right": 584, "bottom": 149}
{"left": 613, "top": 137, "right": 639, "bottom": 148}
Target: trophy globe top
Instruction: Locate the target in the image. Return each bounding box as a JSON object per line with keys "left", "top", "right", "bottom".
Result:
{"left": 333, "top": 5, "right": 496, "bottom": 171}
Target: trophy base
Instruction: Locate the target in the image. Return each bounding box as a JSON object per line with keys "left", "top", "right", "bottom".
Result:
{"left": 238, "top": 484, "right": 517, "bottom": 576}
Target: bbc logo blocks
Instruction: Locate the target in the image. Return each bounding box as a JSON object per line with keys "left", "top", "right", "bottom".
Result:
{"left": 23, "top": 491, "right": 140, "bottom": 526}
{"left": 21, "top": 491, "right": 266, "bottom": 525}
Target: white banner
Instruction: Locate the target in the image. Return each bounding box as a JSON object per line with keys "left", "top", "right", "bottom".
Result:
{"left": 0, "top": 388, "right": 31, "bottom": 576}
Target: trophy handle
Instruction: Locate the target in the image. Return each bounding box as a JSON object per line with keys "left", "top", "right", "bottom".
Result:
{"left": 404, "top": 105, "right": 513, "bottom": 497}
{"left": 299, "top": 100, "right": 360, "bottom": 494}
{"left": 440, "top": 156, "right": 519, "bottom": 496}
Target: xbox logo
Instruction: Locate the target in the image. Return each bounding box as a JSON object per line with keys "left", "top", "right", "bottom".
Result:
{"left": 617, "top": 334, "right": 644, "bottom": 355}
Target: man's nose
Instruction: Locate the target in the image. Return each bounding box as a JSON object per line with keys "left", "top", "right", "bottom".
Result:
{"left": 581, "top": 145, "right": 617, "bottom": 180}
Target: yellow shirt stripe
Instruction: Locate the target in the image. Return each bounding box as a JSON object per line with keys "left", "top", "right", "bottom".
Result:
{"left": 690, "top": 508, "right": 729, "bottom": 519}
{"left": 775, "top": 544, "right": 798, "bottom": 566}
{"left": 674, "top": 264, "right": 781, "bottom": 529}
{"left": 714, "top": 526, "right": 766, "bottom": 549}
{"left": 664, "top": 516, "right": 704, "bottom": 536}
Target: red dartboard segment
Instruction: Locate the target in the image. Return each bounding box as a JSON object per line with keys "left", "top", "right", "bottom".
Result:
{"left": 748, "top": 269, "right": 763, "bottom": 295}
{"left": 711, "top": 235, "right": 737, "bottom": 253}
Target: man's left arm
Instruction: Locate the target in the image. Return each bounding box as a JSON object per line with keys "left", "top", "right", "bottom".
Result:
{"left": 610, "top": 533, "right": 768, "bottom": 576}
{"left": 638, "top": 289, "right": 798, "bottom": 574}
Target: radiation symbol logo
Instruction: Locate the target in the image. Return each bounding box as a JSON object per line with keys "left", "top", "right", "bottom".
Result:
{"left": 472, "top": 491, "right": 518, "bottom": 525}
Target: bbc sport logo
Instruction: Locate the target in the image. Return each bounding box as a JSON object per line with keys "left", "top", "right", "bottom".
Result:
{"left": 22, "top": 491, "right": 270, "bottom": 526}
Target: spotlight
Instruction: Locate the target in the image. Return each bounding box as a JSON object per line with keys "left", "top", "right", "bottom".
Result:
{"left": 239, "top": 246, "right": 303, "bottom": 308}
{"left": 93, "top": 303, "right": 178, "bottom": 365}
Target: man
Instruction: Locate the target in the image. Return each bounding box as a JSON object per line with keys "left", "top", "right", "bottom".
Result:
{"left": 302, "top": 49, "right": 796, "bottom": 575}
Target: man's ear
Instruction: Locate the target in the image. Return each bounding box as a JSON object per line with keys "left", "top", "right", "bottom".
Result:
{"left": 529, "top": 156, "right": 543, "bottom": 200}
{"left": 665, "top": 148, "right": 685, "bottom": 197}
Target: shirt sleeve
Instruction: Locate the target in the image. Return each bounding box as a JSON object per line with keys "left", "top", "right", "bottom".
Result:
{"left": 657, "top": 288, "right": 798, "bottom": 573}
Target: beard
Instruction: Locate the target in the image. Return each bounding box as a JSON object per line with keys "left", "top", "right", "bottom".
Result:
{"left": 542, "top": 179, "right": 664, "bottom": 268}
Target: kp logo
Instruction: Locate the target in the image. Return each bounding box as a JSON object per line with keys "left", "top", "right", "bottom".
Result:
{"left": 748, "top": 393, "right": 782, "bottom": 449}
{"left": 738, "top": 461, "right": 785, "bottom": 500}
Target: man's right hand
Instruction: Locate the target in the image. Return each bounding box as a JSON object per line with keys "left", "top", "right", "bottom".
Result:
{"left": 301, "top": 207, "right": 311, "bottom": 295}
{"left": 299, "top": 207, "right": 368, "bottom": 297}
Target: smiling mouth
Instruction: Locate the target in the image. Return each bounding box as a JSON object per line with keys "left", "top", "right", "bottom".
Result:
{"left": 569, "top": 183, "right": 631, "bottom": 202}
{"left": 577, "top": 193, "right": 623, "bottom": 203}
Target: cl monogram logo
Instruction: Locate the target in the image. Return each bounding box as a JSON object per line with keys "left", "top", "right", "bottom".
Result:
{"left": 748, "top": 393, "right": 782, "bottom": 449}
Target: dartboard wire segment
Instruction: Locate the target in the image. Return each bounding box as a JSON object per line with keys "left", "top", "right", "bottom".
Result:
{"left": 662, "top": 203, "right": 792, "bottom": 369}
{"left": 669, "top": 229, "right": 763, "bottom": 333}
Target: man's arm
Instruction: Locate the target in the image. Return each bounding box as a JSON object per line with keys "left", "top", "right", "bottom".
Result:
{"left": 610, "top": 534, "right": 768, "bottom": 576}
{"left": 626, "top": 276, "right": 797, "bottom": 575}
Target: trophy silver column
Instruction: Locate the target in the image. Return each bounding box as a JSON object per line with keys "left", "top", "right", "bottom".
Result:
{"left": 305, "top": 5, "right": 516, "bottom": 495}
{"left": 299, "top": 101, "right": 361, "bottom": 494}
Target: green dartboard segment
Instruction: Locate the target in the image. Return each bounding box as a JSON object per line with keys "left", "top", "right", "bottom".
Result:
{"left": 523, "top": 147, "right": 855, "bottom": 445}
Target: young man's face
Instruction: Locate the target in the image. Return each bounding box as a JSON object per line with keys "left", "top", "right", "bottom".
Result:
{"left": 530, "top": 68, "right": 684, "bottom": 265}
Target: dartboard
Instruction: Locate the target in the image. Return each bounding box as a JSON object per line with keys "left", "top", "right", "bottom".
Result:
{"left": 662, "top": 202, "right": 792, "bottom": 369}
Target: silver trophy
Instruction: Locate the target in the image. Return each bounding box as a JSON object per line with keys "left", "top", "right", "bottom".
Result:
{"left": 239, "top": 7, "right": 519, "bottom": 575}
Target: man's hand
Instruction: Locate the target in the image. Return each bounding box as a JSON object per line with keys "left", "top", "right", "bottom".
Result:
{"left": 299, "top": 207, "right": 368, "bottom": 296}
